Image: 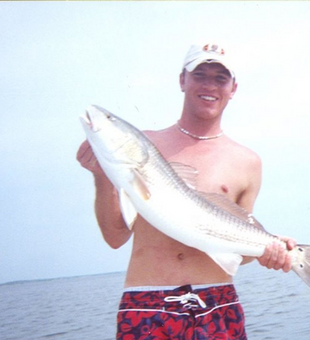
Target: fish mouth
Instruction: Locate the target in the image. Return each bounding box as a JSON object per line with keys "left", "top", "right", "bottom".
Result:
{"left": 86, "top": 109, "right": 101, "bottom": 132}
{"left": 80, "top": 112, "right": 91, "bottom": 126}
{"left": 80, "top": 110, "right": 99, "bottom": 132}
{"left": 82, "top": 110, "right": 91, "bottom": 125}
{"left": 79, "top": 108, "right": 92, "bottom": 125}
{"left": 81, "top": 105, "right": 116, "bottom": 132}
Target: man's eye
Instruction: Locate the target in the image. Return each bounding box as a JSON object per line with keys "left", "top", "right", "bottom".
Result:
{"left": 216, "top": 76, "right": 228, "bottom": 82}
{"left": 193, "top": 72, "right": 205, "bottom": 77}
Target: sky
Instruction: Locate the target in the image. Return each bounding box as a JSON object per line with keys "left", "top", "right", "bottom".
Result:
{"left": 1, "top": 1, "right": 310, "bottom": 284}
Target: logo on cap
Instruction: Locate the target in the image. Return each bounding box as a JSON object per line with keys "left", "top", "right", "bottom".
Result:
{"left": 203, "top": 44, "right": 225, "bottom": 55}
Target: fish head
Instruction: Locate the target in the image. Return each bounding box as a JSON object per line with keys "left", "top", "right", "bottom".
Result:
{"left": 80, "top": 105, "right": 149, "bottom": 167}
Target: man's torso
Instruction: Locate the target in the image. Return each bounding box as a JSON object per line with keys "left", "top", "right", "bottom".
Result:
{"left": 124, "top": 126, "right": 261, "bottom": 287}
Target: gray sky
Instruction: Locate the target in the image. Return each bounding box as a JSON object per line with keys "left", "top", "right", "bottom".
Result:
{"left": 1, "top": 1, "right": 310, "bottom": 284}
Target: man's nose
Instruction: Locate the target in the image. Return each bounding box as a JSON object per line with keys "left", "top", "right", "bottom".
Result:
{"left": 202, "top": 77, "right": 219, "bottom": 89}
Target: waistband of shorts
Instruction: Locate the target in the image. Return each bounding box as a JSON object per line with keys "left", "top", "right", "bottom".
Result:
{"left": 119, "top": 283, "right": 239, "bottom": 313}
{"left": 123, "top": 282, "right": 232, "bottom": 292}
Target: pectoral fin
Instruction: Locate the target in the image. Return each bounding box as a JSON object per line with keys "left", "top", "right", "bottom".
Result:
{"left": 208, "top": 252, "right": 243, "bottom": 276}
{"left": 131, "top": 169, "right": 151, "bottom": 200}
{"left": 119, "top": 189, "right": 137, "bottom": 230}
{"left": 118, "top": 170, "right": 151, "bottom": 230}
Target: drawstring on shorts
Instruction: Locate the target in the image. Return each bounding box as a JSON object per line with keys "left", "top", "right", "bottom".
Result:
{"left": 164, "top": 292, "right": 207, "bottom": 309}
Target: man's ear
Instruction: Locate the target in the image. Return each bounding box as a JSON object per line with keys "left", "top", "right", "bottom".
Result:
{"left": 230, "top": 82, "right": 238, "bottom": 99}
{"left": 179, "top": 71, "right": 185, "bottom": 92}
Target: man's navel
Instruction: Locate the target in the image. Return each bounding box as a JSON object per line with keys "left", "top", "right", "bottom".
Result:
{"left": 177, "top": 253, "right": 185, "bottom": 260}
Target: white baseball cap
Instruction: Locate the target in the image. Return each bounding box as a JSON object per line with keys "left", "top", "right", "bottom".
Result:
{"left": 183, "top": 43, "right": 235, "bottom": 78}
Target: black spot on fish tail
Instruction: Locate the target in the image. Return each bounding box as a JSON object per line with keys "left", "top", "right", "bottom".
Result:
{"left": 292, "top": 244, "right": 310, "bottom": 287}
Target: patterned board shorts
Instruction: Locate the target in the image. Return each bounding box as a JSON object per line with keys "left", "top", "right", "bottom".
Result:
{"left": 117, "top": 283, "right": 247, "bottom": 340}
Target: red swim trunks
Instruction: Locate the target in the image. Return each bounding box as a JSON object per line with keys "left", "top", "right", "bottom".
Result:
{"left": 117, "top": 284, "right": 247, "bottom": 340}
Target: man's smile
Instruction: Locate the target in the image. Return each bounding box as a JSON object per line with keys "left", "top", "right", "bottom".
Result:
{"left": 199, "top": 95, "right": 217, "bottom": 102}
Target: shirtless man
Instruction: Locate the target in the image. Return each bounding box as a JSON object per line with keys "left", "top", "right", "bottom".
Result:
{"left": 77, "top": 43, "right": 295, "bottom": 339}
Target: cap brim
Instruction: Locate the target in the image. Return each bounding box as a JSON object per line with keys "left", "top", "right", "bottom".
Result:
{"left": 185, "top": 58, "right": 234, "bottom": 78}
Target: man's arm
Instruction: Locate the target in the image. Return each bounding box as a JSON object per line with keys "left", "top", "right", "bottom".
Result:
{"left": 237, "top": 152, "right": 263, "bottom": 265}
{"left": 76, "top": 140, "right": 132, "bottom": 248}
{"left": 237, "top": 152, "right": 296, "bottom": 271}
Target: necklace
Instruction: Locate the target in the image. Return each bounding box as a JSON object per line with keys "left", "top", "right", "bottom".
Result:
{"left": 176, "top": 121, "right": 224, "bottom": 140}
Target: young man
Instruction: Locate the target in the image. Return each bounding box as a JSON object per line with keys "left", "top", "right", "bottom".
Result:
{"left": 77, "top": 43, "right": 295, "bottom": 339}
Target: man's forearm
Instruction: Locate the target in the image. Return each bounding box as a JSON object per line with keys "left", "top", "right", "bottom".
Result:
{"left": 94, "top": 174, "right": 132, "bottom": 249}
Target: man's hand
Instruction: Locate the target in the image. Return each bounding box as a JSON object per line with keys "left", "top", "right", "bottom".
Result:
{"left": 76, "top": 140, "right": 103, "bottom": 175}
{"left": 257, "top": 237, "right": 296, "bottom": 272}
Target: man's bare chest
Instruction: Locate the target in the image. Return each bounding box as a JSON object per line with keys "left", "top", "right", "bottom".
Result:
{"left": 164, "top": 146, "right": 245, "bottom": 202}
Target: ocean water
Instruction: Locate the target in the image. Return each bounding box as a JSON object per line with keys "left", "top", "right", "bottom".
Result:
{"left": 1, "top": 263, "right": 309, "bottom": 340}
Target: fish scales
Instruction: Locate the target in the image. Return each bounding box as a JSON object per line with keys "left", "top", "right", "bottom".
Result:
{"left": 140, "top": 152, "right": 275, "bottom": 252}
{"left": 80, "top": 105, "right": 310, "bottom": 287}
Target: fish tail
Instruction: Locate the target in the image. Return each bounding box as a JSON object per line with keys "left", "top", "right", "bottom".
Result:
{"left": 291, "top": 244, "right": 310, "bottom": 287}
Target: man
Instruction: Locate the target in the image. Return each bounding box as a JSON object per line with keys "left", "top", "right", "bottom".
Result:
{"left": 77, "top": 43, "right": 295, "bottom": 339}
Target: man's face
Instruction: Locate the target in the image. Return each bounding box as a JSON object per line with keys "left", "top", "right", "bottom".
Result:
{"left": 180, "top": 63, "right": 238, "bottom": 120}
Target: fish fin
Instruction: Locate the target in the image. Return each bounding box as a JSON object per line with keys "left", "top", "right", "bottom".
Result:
{"left": 208, "top": 252, "right": 243, "bottom": 276}
{"left": 119, "top": 189, "right": 137, "bottom": 230}
{"left": 131, "top": 169, "right": 151, "bottom": 200}
{"left": 200, "top": 192, "right": 265, "bottom": 231}
{"left": 291, "top": 244, "right": 310, "bottom": 287}
{"left": 170, "top": 162, "right": 198, "bottom": 190}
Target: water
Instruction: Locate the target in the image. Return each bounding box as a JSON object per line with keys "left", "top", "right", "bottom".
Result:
{"left": 1, "top": 263, "right": 309, "bottom": 340}
{"left": 0, "top": 273, "right": 124, "bottom": 340}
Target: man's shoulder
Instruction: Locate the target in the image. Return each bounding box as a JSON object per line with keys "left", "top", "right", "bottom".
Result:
{"left": 225, "top": 136, "right": 262, "bottom": 168}
{"left": 143, "top": 126, "right": 175, "bottom": 142}
{"left": 143, "top": 126, "right": 174, "bottom": 136}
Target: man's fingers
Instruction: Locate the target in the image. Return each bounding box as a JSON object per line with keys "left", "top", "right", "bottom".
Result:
{"left": 76, "top": 140, "right": 91, "bottom": 160}
{"left": 258, "top": 242, "right": 292, "bottom": 272}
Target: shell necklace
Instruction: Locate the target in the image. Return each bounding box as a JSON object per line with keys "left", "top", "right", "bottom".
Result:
{"left": 176, "top": 121, "right": 223, "bottom": 141}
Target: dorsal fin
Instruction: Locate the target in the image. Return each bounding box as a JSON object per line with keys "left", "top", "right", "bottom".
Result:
{"left": 199, "top": 192, "right": 265, "bottom": 230}
{"left": 169, "top": 162, "right": 198, "bottom": 190}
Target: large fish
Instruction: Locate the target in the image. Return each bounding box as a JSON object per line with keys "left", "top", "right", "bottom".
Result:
{"left": 80, "top": 105, "right": 310, "bottom": 286}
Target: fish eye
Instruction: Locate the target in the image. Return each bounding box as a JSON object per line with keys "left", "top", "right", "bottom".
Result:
{"left": 106, "top": 114, "right": 114, "bottom": 120}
